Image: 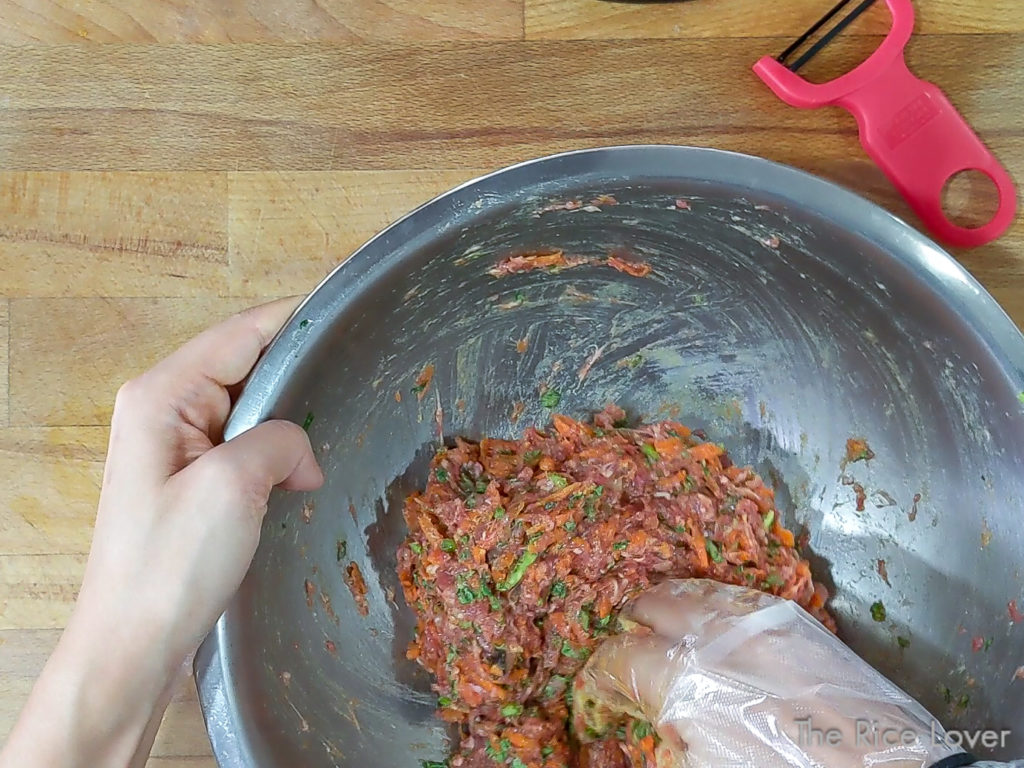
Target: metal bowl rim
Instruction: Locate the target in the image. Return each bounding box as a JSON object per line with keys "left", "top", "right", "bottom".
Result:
{"left": 194, "top": 144, "right": 1024, "bottom": 767}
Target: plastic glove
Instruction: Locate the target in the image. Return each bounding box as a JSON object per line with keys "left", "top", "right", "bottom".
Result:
{"left": 573, "top": 579, "right": 1000, "bottom": 768}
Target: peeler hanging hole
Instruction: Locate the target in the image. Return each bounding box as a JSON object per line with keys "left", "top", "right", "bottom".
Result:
{"left": 941, "top": 169, "right": 1001, "bottom": 231}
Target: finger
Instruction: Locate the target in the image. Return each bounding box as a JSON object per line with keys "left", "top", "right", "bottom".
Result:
{"left": 624, "top": 579, "right": 778, "bottom": 640}
{"left": 181, "top": 420, "right": 324, "bottom": 516}
{"left": 127, "top": 297, "right": 303, "bottom": 442}
{"left": 149, "top": 296, "right": 301, "bottom": 389}
{"left": 574, "top": 633, "right": 684, "bottom": 739}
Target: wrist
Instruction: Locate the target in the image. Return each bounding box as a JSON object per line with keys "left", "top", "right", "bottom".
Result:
{"left": 0, "top": 604, "right": 182, "bottom": 768}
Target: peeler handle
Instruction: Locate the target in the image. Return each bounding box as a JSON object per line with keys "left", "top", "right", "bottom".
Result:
{"left": 753, "top": 0, "right": 1017, "bottom": 248}
{"left": 836, "top": 56, "right": 1016, "bottom": 247}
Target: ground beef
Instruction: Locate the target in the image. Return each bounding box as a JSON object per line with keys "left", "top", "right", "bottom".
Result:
{"left": 397, "top": 405, "right": 833, "bottom": 768}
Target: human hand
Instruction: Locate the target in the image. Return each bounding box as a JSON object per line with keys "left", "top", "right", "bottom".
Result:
{"left": 573, "top": 579, "right": 965, "bottom": 768}
{"left": 77, "top": 296, "right": 323, "bottom": 670}
{"left": 0, "top": 298, "right": 323, "bottom": 768}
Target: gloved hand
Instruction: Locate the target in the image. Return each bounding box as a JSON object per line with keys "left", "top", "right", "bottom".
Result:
{"left": 573, "top": 579, "right": 1003, "bottom": 768}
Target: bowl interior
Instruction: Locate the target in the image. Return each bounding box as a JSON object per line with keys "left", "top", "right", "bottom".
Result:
{"left": 200, "top": 149, "right": 1024, "bottom": 766}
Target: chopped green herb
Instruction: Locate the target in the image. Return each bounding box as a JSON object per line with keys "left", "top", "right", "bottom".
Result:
{"left": 409, "top": 540, "right": 422, "bottom": 554}
{"left": 299, "top": 318, "right": 310, "bottom": 329}
{"left": 498, "top": 551, "right": 539, "bottom": 591}
{"left": 458, "top": 469, "right": 477, "bottom": 495}
{"left": 984, "top": 637, "right": 993, "bottom": 652}
{"left": 540, "top": 389, "right": 561, "bottom": 409}
{"left": 613, "top": 541, "right": 628, "bottom": 551}
{"left": 435, "top": 467, "right": 449, "bottom": 482}
{"left": 544, "top": 501, "right": 555, "bottom": 510}
{"left": 446, "top": 647, "right": 458, "bottom": 663}
{"left": 592, "top": 485, "right": 604, "bottom": 497}
{"left": 336, "top": 539, "right": 348, "bottom": 562}
{"left": 762, "top": 573, "right": 784, "bottom": 588}
{"left": 510, "top": 759, "right": 528, "bottom": 768}
{"left": 548, "top": 473, "right": 568, "bottom": 489}
{"left": 523, "top": 450, "right": 542, "bottom": 465}
{"left": 456, "top": 585, "right": 475, "bottom": 604}
{"left": 702, "top": 462, "right": 712, "bottom": 478}
{"left": 301, "top": 411, "right": 314, "bottom": 431}
{"left": 578, "top": 609, "right": 591, "bottom": 631}
{"left": 541, "top": 746, "right": 554, "bottom": 758}
{"left": 542, "top": 675, "right": 567, "bottom": 700}
{"left": 561, "top": 640, "right": 589, "bottom": 659}
{"left": 437, "top": 696, "right": 452, "bottom": 708}
{"left": 897, "top": 636, "right": 911, "bottom": 649}
{"left": 411, "top": 383, "right": 427, "bottom": 395}
{"left": 870, "top": 601, "right": 887, "bottom": 622}
{"left": 632, "top": 720, "right": 654, "bottom": 740}
{"left": 615, "top": 725, "right": 627, "bottom": 741}
{"left": 550, "top": 580, "right": 568, "bottom": 598}
{"left": 440, "top": 539, "right": 456, "bottom": 552}
{"left": 493, "top": 507, "right": 506, "bottom": 520}
{"left": 595, "top": 614, "right": 612, "bottom": 628}
{"left": 705, "top": 539, "right": 724, "bottom": 564}
{"left": 421, "top": 761, "right": 447, "bottom": 768}
{"left": 623, "top": 354, "right": 643, "bottom": 369}
{"left": 763, "top": 508, "right": 776, "bottom": 531}
{"left": 500, "top": 702, "right": 523, "bottom": 718}
{"left": 957, "top": 694, "right": 970, "bottom": 709}
{"left": 564, "top": 520, "right": 577, "bottom": 532}
{"left": 640, "top": 443, "right": 660, "bottom": 463}
{"left": 942, "top": 685, "right": 953, "bottom": 704}
{"left": 486, "top": 738, "right": 512, "bottom": 762}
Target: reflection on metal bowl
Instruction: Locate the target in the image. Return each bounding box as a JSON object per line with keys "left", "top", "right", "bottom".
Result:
{"left": 195, "top": 146, "right": 1024, "bottom": 766}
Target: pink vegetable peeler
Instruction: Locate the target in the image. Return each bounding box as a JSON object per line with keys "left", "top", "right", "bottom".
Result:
{"left": 753, "top": 0, "right": 1017, "bottom": 247}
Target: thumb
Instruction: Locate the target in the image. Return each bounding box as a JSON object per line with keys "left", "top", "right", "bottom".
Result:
{"left": 189, "top": 419, "right": 324, "bottom": 503}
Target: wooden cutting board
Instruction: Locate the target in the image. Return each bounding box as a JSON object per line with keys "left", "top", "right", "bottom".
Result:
{"left": 0, "top": 1, "right": 1021, "bottom": 765}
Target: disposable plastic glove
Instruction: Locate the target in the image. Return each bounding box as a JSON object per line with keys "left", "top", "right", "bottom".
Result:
{"left": 574, "top": 579, "right": 1016, "bottom": 768}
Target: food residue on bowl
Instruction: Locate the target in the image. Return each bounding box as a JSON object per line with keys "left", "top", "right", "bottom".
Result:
{"left": 844, "top": 437, "right": 875, "bottom": 465}
{"left": 345, "top": 562, "right": 370, "bottom": 617}
{"left": 413, "top": 364, "right": 435, "bottom": 401}
{"left": 488, "top": 251, "right": 587, "bottom": 277}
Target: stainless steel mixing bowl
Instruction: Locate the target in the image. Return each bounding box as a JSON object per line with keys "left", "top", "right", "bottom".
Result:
{"left": 195, "top": 146, "right": 1024, "bottom": 766}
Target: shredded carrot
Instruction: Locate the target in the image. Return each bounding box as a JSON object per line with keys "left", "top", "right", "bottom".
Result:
{"left": 691, "top": 522, "right": 709, "bottom": 571}
{"left": 507, "top": 732, "right": 536, "bottom": 750}
{"left": 689, "top": 442, "right": 723, "bottom": 462}
{"left": 652, "top": 437, "right": 685, "bottom": 457}
{"left": 657, "top": 470, "right": 689, "bottom": 490}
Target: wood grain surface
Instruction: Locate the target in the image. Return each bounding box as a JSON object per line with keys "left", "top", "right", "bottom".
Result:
{"left": 0, "top": 1, "right": 1021, "bottom": 766}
